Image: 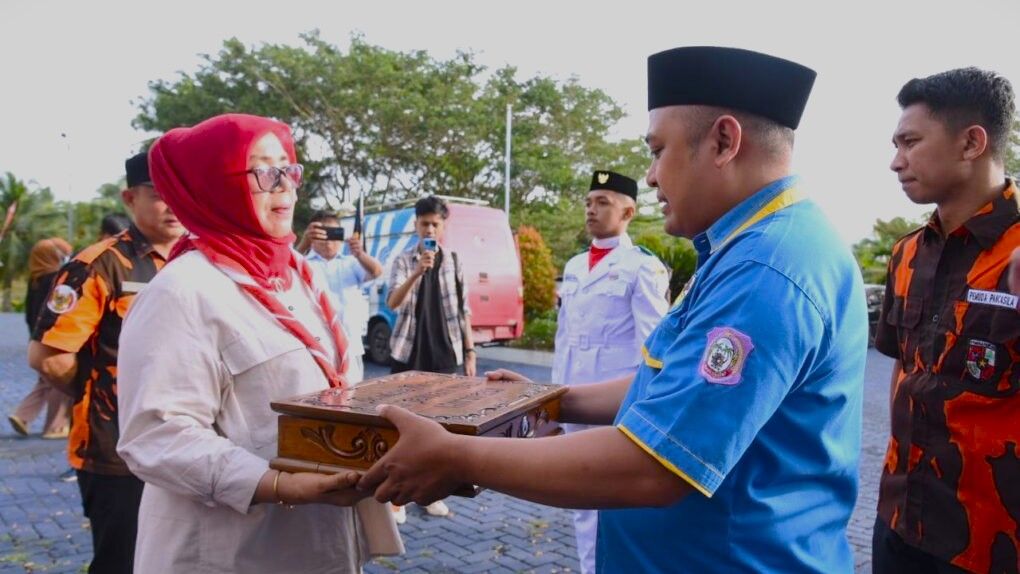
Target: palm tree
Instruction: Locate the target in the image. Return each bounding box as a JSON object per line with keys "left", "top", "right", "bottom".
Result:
{"left": 0, "top": 172, "right": 64, "bottom": 311}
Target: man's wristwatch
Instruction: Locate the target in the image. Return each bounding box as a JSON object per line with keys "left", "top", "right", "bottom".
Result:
{"left": 465, "top": 348, "right": 476, "bottom": 355}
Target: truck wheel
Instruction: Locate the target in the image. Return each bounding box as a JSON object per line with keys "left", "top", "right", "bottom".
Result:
{"left": 367, "top": 321, "right": 392, "bottom": 365}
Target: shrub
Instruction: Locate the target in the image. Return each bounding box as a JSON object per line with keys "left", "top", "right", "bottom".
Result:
{"left": 516, "top": 225, "right": 557, "bottom": 318}
{"left": 632, "top": 230, "right": 696, "bottom": 300}
{"left": 514, "top": 308, "right": 558, "bottom": 350}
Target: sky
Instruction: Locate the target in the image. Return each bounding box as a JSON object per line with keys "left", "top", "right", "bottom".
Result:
{"left": 2, "top": 0, "right": 1018, "bottom": 244}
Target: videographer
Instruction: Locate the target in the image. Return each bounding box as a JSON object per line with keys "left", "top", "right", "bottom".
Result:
{"left": 383, "top": 195, "right": 474, "bottom": 522}
{"left": 386, "top": 195, "right": 475, "bottom": 378}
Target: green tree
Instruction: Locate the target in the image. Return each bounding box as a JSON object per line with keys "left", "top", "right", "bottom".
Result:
{"left": 630, "top": 220, "right": 697, "bottom": 301}
{"left": 511, "top": 200, "right": 588, "bottom": 271}
{"left": 68, "top": 180, "right": 128, "bottom": 250}
{"left": 134, "top": 33, "right": 649, "bottom": 220}
{"left": 480, "top": 67, "right": 649, "bottom": 210}
{"left": 0, "top": 173, "right": 65, "bottom": 311}
{"left": 853, "top": 216, "right": 924, "bottom": 284}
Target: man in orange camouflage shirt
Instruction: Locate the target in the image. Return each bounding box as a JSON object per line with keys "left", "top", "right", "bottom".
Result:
{"left": 875, "top": 67, "right": 1020, "bottom": 573}
{"left": 28, "top": 152, "right": 183, "bottom": 574}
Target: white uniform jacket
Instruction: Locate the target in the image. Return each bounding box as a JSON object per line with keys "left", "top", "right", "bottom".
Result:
{"left": 552, "top": 234, "right": 670, "bottom": 389}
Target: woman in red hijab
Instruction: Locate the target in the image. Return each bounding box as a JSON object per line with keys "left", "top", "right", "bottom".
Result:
{"left": 116, "top": 114, "right": 401, "bottom": 572}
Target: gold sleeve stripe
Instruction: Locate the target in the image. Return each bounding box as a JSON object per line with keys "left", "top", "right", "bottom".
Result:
{"left": 617, "top": 424, "right": 713, "bottom": 498}
{"left": 641, "top": 345, "right": 663, "bottom": 369}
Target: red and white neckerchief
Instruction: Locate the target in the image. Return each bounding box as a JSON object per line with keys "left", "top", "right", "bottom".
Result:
{"left": 202, "top": 245, "right": 349, "bottom": 389}
{"left": 588, "top": 235, "right": 621, "bottom": 270}
{"left": 588, "top": 245, "right": 614, "bottom": 270}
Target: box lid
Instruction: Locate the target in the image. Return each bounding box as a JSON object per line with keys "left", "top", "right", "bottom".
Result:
{"left": 271, "top": 371, "right": 566, "bottom": 435}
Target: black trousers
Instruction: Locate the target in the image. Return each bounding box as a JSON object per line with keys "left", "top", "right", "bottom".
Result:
{"left": 76, "top": 470, "right": 144, "bottom": 574}
{"left": 872, "top": 517, "right": 970, "bottom": 574}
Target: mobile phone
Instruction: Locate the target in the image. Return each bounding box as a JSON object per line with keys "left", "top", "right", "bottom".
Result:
{"left": 422, "top": 238, "right": 437, "bottom": 251}
{"left": 323, "top": 226, "right": 345, "bottom": 241}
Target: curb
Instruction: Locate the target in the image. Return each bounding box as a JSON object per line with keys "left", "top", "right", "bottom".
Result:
{"left": 477, "top": 346, "right": 554, "bottom": 367}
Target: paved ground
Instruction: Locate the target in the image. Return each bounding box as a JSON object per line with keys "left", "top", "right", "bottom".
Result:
{"left": 0, "top": 312, "right": 892, "bottom": 573}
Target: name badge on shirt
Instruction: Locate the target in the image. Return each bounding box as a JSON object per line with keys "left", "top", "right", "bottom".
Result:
{"left": 966, "top": 289, "right": 1018, "bottom": 310}
{"left": 122, "top": 281, "right": 148, "bottom": 294}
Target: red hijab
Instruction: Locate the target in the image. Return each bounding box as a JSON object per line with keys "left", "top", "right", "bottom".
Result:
{"left": 150, "top": 113, "right": 348, "bottom": 387}
{"left": 150, "top": 113, "right": 296, "bottom": 290}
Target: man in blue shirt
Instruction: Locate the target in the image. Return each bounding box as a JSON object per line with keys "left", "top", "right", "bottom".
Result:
{"left": 300, "top": 210, "right": 383, "bottom": 384}
{"left": 359, "top": 47, "right": 867, "bottom": 573}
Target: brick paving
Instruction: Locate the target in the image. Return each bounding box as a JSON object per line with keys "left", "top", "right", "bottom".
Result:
{"left": 0, "top": 312, "right": 892, "bottom": 573}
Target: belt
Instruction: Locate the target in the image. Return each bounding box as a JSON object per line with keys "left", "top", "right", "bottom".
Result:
{"left": 566, "top": 334, "right": 618, "bottom": 349}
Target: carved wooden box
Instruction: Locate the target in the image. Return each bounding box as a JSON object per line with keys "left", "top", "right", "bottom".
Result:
{"left": 270, "top": 371, "right": 566, "bottom": 495}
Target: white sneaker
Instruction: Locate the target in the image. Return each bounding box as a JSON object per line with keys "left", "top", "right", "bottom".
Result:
{"left": 424, "top": 500, "right": 449, "bottom": 517}
{"left": 391, "top": 505, "right": 406, "bottom": 525}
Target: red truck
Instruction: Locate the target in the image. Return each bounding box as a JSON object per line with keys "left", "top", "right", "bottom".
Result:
{"left": 340, "top": 197, "right": 525, "bottom": 364}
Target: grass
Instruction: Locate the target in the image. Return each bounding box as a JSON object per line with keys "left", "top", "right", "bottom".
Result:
{"left": 0, "top": 551, "right": 30, "bottom": 565}
{"left": 372, "top": 557, "right": 400, "bottom": 571}
{"left": 2, "top": 276, "right": 28, "bottom": 312}
{"left": 525, "top": 518, "right": 549, "bottom": 539}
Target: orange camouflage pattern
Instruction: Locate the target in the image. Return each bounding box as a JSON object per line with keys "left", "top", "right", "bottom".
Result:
{"left": 875, "top": 181, "right": 1020, "bottom": 573}
{"left": 32, "top": 227, "right": 164, "bottom": 475}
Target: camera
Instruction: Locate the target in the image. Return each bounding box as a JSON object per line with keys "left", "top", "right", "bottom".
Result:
{"left": 422, "top": 238, "right": 437, "bottom": 251}
{"left": 323, "top": 226, "right": 345, "bottom": 241}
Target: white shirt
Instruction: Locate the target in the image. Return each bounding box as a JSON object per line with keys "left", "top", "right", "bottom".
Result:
{"left": 117, "top": 251, "right": 401, "bottom": 573}
{"left": 306, "top": 250, "right": 371, "bottom": 356}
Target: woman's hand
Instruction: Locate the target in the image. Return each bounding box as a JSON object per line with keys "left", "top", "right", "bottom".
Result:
{"left": 255, "top": 469, "right": 367, "bottom": 507}
{"left": 278, "top": 470, "right": 367, "bottom": 507}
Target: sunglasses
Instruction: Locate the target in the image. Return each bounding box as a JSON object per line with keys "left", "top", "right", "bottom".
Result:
{"left": 246, "top": 164, "right": 304, "bottom": 193}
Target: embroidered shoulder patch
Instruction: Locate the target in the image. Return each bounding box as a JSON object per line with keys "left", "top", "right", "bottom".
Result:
{"left": 699, "top": 327, "right": 754, "bottom": 385}
{"left": 46, "top": 284, "right": 79, "bottom": 314}
{"left": 965, "top": 339, "right": 996, "bottom": 381}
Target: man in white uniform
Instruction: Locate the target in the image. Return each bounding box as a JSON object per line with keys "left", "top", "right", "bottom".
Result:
{"left": 300, "top": 210, "right": 383, "bottom": 384}
{"left": 552, "top": 170, "right": 670, "bottom": 573}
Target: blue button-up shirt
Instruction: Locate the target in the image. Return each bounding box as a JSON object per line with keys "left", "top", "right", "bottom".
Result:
{"left": 306, "top": 251, "right": 371, "bottom": 355}
{"left": 599, "top": 176, "right": 867, "bottom": 573}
